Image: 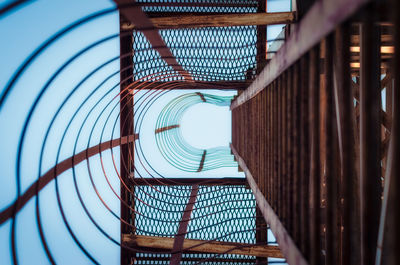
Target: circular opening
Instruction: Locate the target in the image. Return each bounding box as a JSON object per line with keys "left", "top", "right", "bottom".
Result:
{"left": 180, "top": 103, "right": 231, "bottom": 150}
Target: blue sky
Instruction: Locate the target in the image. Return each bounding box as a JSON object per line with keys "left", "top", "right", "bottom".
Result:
{"left": 0, "top": 0, "right": 291, "bottom": 264}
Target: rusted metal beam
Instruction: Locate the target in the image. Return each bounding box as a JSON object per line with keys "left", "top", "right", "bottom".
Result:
{"left": 359, "top": 6, "right": 382, "bottom": 265}
{"left": 196, "top": 150, "right": 206, "bottom": 172}
{"left": 293, "top": 62, "right": 301, "bottom": 247}
{"left": 230, "top": 144, "right": 309, "bottom": 265}
{"left": 333, "top": 24, "right": 359, "bottom": 265}
{"left": 299, "top": 55, "right": 310, "bottom": 258}
{"left": 195, "top": 92, "right": 206, "bottom": 102}
{"left": 379, "top": 0, "right": 400, "bottom": 264}
{"left": 351, "top": 79, "right": 392, "bottom": 131}
{"left": 256, "top": 0, "right": 267, "bottom": 75}
{"left": 120, "top": 20, "right": 134, "bottom": 265}
{"left": 287, "top": 67, "right": 294, "bottom": 238}
{"left": 155, "top": 124, "right": 179, "bottom": 134}
{"left": 309, "top": 45, "right": 321, "bottom": 265}
{"left": 231, "top": 0, "right": 370, "bottom": 109}
{"left": 0, "top": 134, "right": 139, "bottom": 225}
{"left": 170, "top": 185, "right": 198, "bottom": 265}
{"left": 114, "top": 0, "right": 192, "bottom": 81}
{"left": 122, "top": 234, "right": 284, "bottom": 258}
{"left": 256, "top": 0, "right": 268, "bottom": 246}
{"left": 376, "top": 125, "right": 396, "bottom": 265}
{"left": 323, "top": 34, "right": 339, "bottom": 265}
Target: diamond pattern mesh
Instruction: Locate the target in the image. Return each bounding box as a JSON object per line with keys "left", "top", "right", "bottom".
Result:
{"left": 134, "top": 185, "right": 257, "bottom": 264}
{"left": 133, "top": 27, "right": 257, "bottom": 81}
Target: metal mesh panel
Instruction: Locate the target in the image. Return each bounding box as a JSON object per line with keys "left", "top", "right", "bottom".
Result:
{"left": 134, "top": 184, "right": 257, "bottom": 264}
{"left": 133, "top": 27, "right": 257, "bottom": 81}
{"left": 137, "top": 0, "right": 258, "bottom": 13}
{"left": 187, "top": 185, "right": 255, "bottom": 243}
{"left": 135, "top": 185, "right": 192, "bottom": 237}
{"left": 135, "top": 253, "right": 256, "bottom": 264}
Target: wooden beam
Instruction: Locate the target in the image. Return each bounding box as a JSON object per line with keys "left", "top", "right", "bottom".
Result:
{"left": 230, "top": 144, "right": 308, "bottom": 265}
{"left": 122, "top": 234, "right": 284, "bottom": 259}
{"left": 121, "top": 12, "right": 295, "bottom": 30}
{"left": 114, "top": 0, "right": 192, "bottom": 81}
{"left": 231, "top": 0, "right": 371, "bottom": 110}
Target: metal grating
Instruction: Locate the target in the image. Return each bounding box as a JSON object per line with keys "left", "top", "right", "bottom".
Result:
{"left": 134, "top": 184, "right": 257, "bottom": 264}
{"left": 133, "top": 27, "right": 258, "bottom": 81}
{"left": 137, "top": 0, "right": 258, "bottom": 13}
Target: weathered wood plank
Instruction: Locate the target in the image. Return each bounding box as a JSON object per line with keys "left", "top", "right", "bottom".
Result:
{"left": 122, "top": 234, "right": 284, "bottom": 258}
{"left": 121, "top": 12, "right": 295, "bottom": 29}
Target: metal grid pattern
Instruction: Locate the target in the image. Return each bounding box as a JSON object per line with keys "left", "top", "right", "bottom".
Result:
{"left": 135, "top": 185, "right": 255, "bottom": 240}
{"left": 188, "top": 185, "right": 255, "bottom": 243}
{"left": 134, "top": 184, "right": 257, "bottom": 264}
{"left": 135, "top": 253, "right": 256, "bottom": 265}
{"left": 135, "top": 185, "right": 192, "bottom": 237}
{"left": 137, "top": 0, "right": 258, "bottom": 13}
{"left": 133, "top": 27, "right": 257, "bottom": 81}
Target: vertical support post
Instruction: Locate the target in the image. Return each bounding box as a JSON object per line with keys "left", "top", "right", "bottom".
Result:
{"left": 274, "top": 80, "right": 279, "bottom": 213}
{"left": 392, "top": 0, "right": 400, "bottom": 263}
{"left": 309, "top": 45, "right": 321, "bottom": 265}
{"left": 257, "top": 0, "right": 267, "bottom": 75}
{"left": 359, "top": 6, "right": 382, "bottom": 265}
{"left": 281, "top": 73, "right": 287, "bottom": 229}
{"left": 324, "top": 34, "right": 338, "bottom": 265}
{"left": 300, "top": 55, "right": 310, "bottom": 258}
{"left": 120, "top": 17, "right": 134, "bottom": 265}
{"left": 277, "top": 77, "right": 282, "bottom": 218}
{"left": 333, "top": 23, "right": 359, "bottom": 265}
{"left": 383, "top": 0, "right": 400, "bottom": 264}
{"left": 287, "top": 67, "right": 294, "bottom": 237}
{"left": 293, "top": 62, "right": 301, "bottom": 247}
